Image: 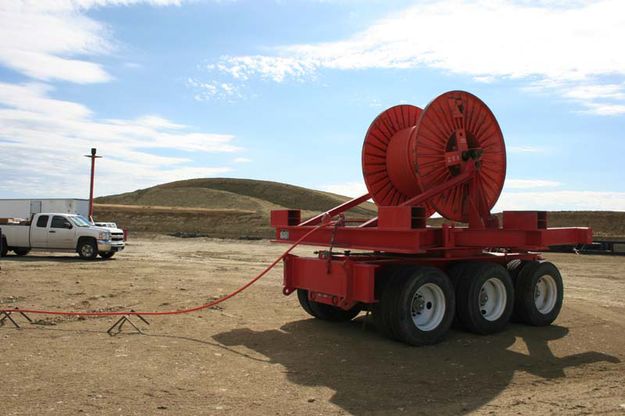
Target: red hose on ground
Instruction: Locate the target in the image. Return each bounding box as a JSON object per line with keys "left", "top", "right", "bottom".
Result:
{"left": 0, "top": 223, "right": 329, "bottom": 317}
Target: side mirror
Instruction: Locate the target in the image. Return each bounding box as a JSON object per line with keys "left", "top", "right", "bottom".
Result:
{"left": 64, "top": 222, "right": 73, "bottom": 229}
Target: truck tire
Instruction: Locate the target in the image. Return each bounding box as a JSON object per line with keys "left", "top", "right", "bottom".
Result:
{"left": 296, "top": 289, "right": 361, "bottom": 322}
{"left": 99, "top": 251, "right": 115, "bottom": 259}
{"left": 13, "top": 248, "right": 30, "bottom": 256}
{"left": 507, "top": 259, "right": 529, "bottom": 321}
{"left": 514, "top": 261, "right": 563, "bottom": 326}
{"left": 296, "top": 289, "right": 316, "bottom": 317}
{"left": 445, "top": 262, "right": 473, "bottom": 328}
{"left": 1, "top": 237, "right": 7, "bottom": 257}
{"left": 455, "top": 262, "right": 514, "bottom": 334}
{"left": 376, "top": 266, "right": 455, "bottom": 346}
{"left": 506, "top": 259, "right": 529, "bottom": 286}
{"left": 372, "top": 265, "right": 410, "bottom": 341}
{"left": 77, "top": 238, "right": 98, "bottom": 260}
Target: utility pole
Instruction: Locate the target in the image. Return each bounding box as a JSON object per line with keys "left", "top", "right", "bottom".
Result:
{"left": 84, "top": 148, "right": 102, "bottom": 221}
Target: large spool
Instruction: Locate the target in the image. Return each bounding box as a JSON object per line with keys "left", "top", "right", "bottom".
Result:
{"left": 362, "top": 91, "right": 506, "bottom": 222}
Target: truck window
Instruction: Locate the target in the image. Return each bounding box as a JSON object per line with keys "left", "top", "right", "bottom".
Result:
{"left": 51, "top": 216, "right": 71, "bottom": 229}
{"left": 36, "top": 215, "right": 49, "bottom": 228}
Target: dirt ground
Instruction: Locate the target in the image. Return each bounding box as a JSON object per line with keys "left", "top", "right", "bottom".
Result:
{"left": 1, "top": 235, "right": 624, "bottom": 415}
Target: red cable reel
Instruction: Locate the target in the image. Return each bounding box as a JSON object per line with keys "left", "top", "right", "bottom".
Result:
{"left": 362, "top": 91, "right": 506, "bottom": 222}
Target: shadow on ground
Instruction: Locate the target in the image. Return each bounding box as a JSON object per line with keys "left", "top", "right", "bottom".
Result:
{"left": 213, "top": 319, "right": 620, "bottom": 415}
{"left": 0, "top": 254, "right": 114, "bottom": 263}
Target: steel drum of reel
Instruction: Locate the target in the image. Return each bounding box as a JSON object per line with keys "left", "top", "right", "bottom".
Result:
{"left": 362, "top": 91, "right": 506, "bottom": 222}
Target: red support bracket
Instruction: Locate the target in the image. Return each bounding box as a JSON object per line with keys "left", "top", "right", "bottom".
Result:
{"left": 300, "top": 193, "right": 371, "bottom": 226}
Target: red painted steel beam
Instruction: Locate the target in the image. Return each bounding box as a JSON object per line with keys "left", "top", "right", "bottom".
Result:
{"left": 274, "top": 224, "right": 592, "bottom": 254}
{"left": 275, "top": 226, "right": 432, "bottom": 253}
{"left": 299, "top": 193, "right": 371, "bottom": 226}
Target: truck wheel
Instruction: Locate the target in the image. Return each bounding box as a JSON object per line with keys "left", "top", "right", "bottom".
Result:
{"left": 296, "top": 289, "right": 361, "bottom": 321}
{"left": 77, "top": 239, "right": 98, "bottom": 260}
{"left": 296, "top": 289, "right": 316, "bottom": 317}
{"left": 372, "top": 266, "right": 411, "bottom": 341}
{"left": 507, "top": 259, "right": 529, "bottom": 286}
{"left": 445, "top": 262, "right": 473, "bottom": 328}
{"left": 377, "top": 266, "right": 455, "bottom": 346}
{"left": 0, "top": 238, "right": 7, "bottom": 257}
{"left": 455, "top": 262, "right": 514, "bottom": 334}
{"left": 514, "top": 261, "right": 563, "bottom": 326}
{"left": 13, "top": 248, "right": 30, "bottom": 256}
{"left": 99, "top": 252, "right": 115, "bottom": 259}
{"left": 507, "top": 259, "right": 529, "bottom": 321}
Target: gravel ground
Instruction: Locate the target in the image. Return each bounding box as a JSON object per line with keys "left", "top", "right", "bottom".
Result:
{"left": 1, "top": 235, "right": 624, "bottom": 415}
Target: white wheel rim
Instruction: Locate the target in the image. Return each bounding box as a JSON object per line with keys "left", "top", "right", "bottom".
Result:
{"left": 535, "top": 274, "right": 557, "bottom": 314}
{"left": 82, "top": 245, "right": 93, "bottom": 257}
{"left": 479, "top": 278, "right": 507, "bottom": 321}
{"left": 411, "top": 283, "right": 446, "bottom": 331}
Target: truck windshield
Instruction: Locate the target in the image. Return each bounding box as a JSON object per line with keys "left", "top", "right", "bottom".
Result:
{"left": 69, "top": 216, "right": 91, "bottom": 227}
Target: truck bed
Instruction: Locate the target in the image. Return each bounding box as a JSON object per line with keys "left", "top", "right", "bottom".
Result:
{"left": 1, "top": 223, "right": 31, "bottom": 248}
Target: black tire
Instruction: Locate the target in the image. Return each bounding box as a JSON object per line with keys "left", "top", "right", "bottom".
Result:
{"left": 507, "top": 259, "right": 529, "bottom": 321}
{"left": 99, "top": 251, "right": 115, "bottom": 259}
{"left": 77, "top": 239, "right": 98, "bottom": 260}
{"left": 0, "top": 237, "right": 7, "bottom": 257}
{"left": 13, "top": 248, "right": 31, "bottom": 256}
{"left": 297, "top": 289, "right": 316, "bottom": 317}
{"left": 297, "top": 289, "right": 361, "bottom": 321}
{"left": 372, "top": 266, "right": 408, "bottom": 340}
{"left": 506, "top": 259, "right": 529, "bottom": 286}
{"left": 456, "top": 262, "right": 514, "bottom": 335}
{"left": 514, "top": 261, "right": 563, "bottom": 326}
{"left": 376, "top": 266, "right": 455, "bottom": 346}
{"left": 446, "top": 262, "right": 472, "bottom": 328}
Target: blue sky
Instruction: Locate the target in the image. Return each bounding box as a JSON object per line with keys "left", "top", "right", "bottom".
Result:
{"left": 0, "top": 0, "right": 624, "bottom": 211}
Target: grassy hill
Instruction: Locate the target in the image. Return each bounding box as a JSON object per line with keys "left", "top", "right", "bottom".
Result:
{"left": 94, "top": 178, "right": 625, "bottom": 240}
{"left": 94, "top": 178, "right": 376, "bottom": 239}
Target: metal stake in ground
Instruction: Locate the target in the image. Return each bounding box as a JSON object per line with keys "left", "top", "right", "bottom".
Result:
{"left": 106, "top": 310, "right": 150, "bottom": 336}
{"left": 0, "top": 308, "right": 33, "bottom": 329}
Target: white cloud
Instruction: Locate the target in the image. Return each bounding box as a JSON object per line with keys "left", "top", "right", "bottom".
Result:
{"left": 505, "top": 179, "right": 560, "bottom": 189}
{"left": 0, "top": 0, "right": 183, "bottom": 83}
{"left": 507, "top": 145, "right": 546, "bottom": 154}
{"left": 320, "top": 177, "right": 625, "bottom": 211}
{"left": 208, "top": 0, "right": 625, "bottom": 114}
{"left": 233, "top": 157, "right": 252, "bottom": 163}
{"left": 0, "top": 82, "right": 240, "bottom": 197}
{"left": 210, "top": 55, "right": 317, "bottom": 83}
{"left": 187, "top": 78, "right": 242, "bottom": 101}
{"left": 579, "top": 102, "right": 625, "bottom": 116}
{"left": 321, "top": 181, "right": 369, "bottom": 198}
{"left": 495, "top": 191, "right": 625, "bottom": 211}
{"left": 320, "top": 182, "right": 625, "bottom": 211}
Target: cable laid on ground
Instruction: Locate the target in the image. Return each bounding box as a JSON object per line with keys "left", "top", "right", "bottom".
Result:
{"left": 0, "top": 223, "right": 328, "bottom": 317}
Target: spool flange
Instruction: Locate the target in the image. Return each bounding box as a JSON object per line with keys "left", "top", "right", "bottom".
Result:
{"left": 412, "top": 91, "right": 506, "bottom": 222}
{"left": 362, "top": 105, "right": 435, "bottom": 216}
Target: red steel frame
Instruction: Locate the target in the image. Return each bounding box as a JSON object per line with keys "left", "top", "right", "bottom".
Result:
{"left": 271, "top": 91, "right": 592, "bottom": 313}
{"left": 270, "top": 189, "right": 592, "bottom": 311}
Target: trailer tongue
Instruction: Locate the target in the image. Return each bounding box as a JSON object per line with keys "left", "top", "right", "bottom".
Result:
{"left": 270, "top": 90, "right": 592, "bottom": 346}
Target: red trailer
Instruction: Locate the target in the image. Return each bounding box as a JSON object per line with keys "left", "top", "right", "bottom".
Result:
{"left": 270, "top": 91, "right": 592, "bottom": 346}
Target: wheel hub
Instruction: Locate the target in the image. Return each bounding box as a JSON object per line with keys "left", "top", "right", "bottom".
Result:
{"left": 534, "top": 274, "right": 557, "bottom": 314}
{"left": 410, "top": 283, "right": 446, "bottom": 331}
{"left": 478, "top": 278, "right": 507, "bottom": 321}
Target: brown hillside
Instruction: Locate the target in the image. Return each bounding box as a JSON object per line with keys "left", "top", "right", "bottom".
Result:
{"left": 94, "top": 178, "right": 376, "bottom": 239}
{"left": 94, "top": 178, "right": 624, "bottom": 240}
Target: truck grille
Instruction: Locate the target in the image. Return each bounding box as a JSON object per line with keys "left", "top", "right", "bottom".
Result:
{"left": 112, "top": 233, "right": 124, "bottom": 241}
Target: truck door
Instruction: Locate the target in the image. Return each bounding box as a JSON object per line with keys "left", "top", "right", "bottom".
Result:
{"left": 49, "top": 215, "right": 76, "bottom": 249}
{"left": 30, "top": 215, "right": 49, "bottom": 248}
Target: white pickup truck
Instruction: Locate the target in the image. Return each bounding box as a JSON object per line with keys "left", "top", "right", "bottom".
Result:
{"left": 0, "top": 213, "right": 125, "bottom": 259}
